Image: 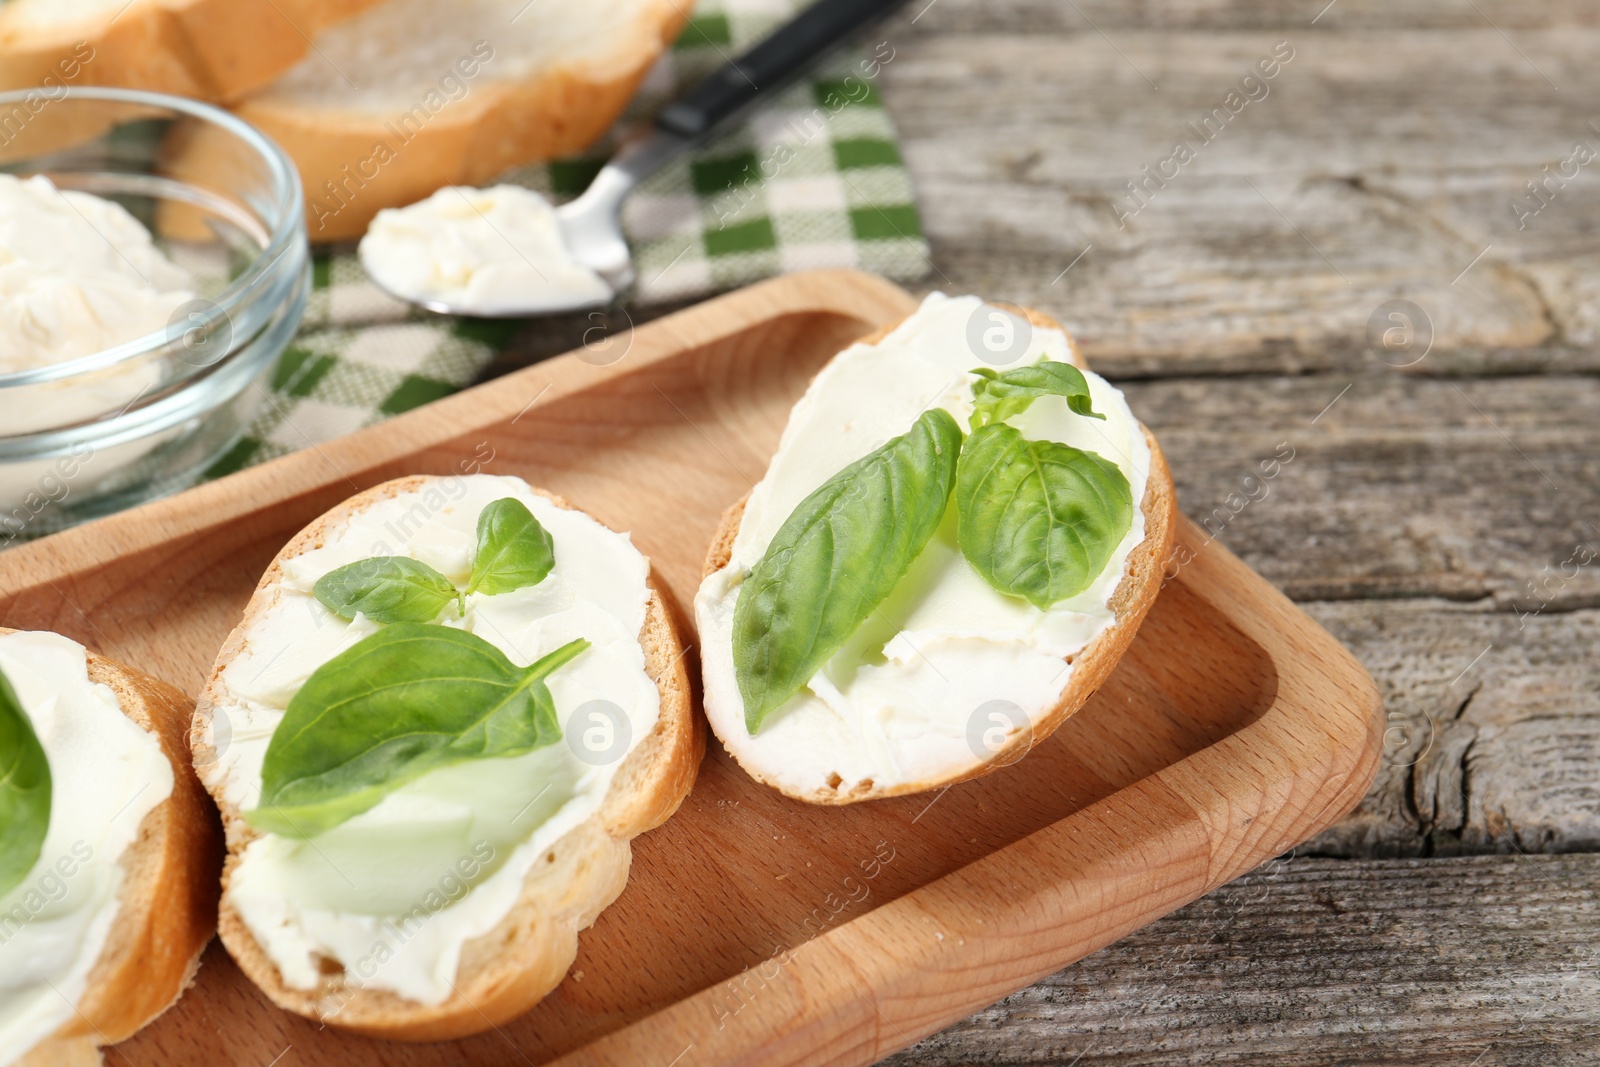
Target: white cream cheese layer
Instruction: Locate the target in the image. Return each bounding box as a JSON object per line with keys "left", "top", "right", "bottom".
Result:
{"left": 694, "top": 293, "right": 1152, "bottom": 796}
{"left": 198, "top": 475, "right": 659, "bottom": 1005}
{"left": 359, "top": 185, "right": 611, "bottom": 315}
{"left": 0, "top": 631, "right": 173, "bottom": 1067}
{"left": 0, "top": 173, "right": 199, "bottom": 514}
{"left": 0, "top": 174, "right": 196, "bottom": 376}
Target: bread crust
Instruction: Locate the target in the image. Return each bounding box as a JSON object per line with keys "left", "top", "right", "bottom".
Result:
{"left": 0, "top": 0, "right": 386, "bottom": 103}
{"left": 215, "top": 0, "right": 690, "bottom": 242}
{"left": 2, "top": 628, "right": 222, "bottom": 1064}
{"left": 190, "top": 475, "right": 703, "bottom": 1040}
{"left": 700, "top": 306, "right": 1177, "bottom": 804}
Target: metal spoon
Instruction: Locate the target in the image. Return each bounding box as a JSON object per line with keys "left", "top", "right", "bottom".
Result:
{"left": 370, "top": 0, "right": 911, "bottom": 318}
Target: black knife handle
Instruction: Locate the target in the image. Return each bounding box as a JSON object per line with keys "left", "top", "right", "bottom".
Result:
{"left": 656, "top": 0, "right": 912, "bottom": 140}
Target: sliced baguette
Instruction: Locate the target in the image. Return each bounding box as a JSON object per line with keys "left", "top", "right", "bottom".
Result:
{"left": 0, "top": 0, "right": 386, "bottom": 103}
{"left": 700, "top": 306, "right": 1177, "bottom": 804}
{"left": 191, "top": 476, "right": 703, "bottom": 1040}
{"left": 4, "top": 628, "right": 222, "bottom": 1067}
{"left": 214, "top": 0, "right": 688, "bottom": 242}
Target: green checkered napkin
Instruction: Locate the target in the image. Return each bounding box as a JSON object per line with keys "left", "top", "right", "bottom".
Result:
{"left": 212, "top": 0, "right": 931, "bottom": 477}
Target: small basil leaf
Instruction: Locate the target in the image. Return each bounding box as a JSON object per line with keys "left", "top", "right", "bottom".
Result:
{"left": 734, "top": 407, "right": 963, "bottom": 733}
{"left": 0, "top": 666, "right": 50, "bottom": 898}
{"left": 970, "top": 360, "right": 1104, "bottom": 428}
{"left": 313, "top": 556, "right": 461, "bottom": 624}
{"left": 956, "top": 423, "right": 1133, "bottom": 609}
{"left": 248, "top": 626, "right": 587, "bottom": 838}
{"left": 468, "top": 498, "right": 556, "bottom": 597}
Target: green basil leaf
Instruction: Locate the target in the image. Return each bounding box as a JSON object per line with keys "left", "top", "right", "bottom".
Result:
{"left": 313, "top": 556, "right": 461, "bottom": 624}
{"left": 248, "top": 626, "right": 587, "bottom": 839}
{"left": 0, "top": 666, "right": 50, "bottom": 898}
{"left": 734, "top": 407, "right": 963, "bottom": 733}
{"left": 467, "top": 498, "right": 556, "bottom": 597}
{"left": 956, "top": 423, "right": 1133, "bottom": 609}
{"left": 970, "top": 360, "right": 1104, "bottom": 428}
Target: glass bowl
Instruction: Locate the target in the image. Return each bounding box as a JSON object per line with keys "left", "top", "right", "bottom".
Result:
{"left": 0, "top": 86, "right": 309, "bottom": 543}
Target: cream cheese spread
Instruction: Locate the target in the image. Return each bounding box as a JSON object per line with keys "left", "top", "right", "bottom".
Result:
{"left": 0, "top": 631, "right": 173, "bottom": 1067}
{"left": 0, "top": 173, "right": 199, "bottom": 518}
{"left": 694, "top": 293, "right": 1152, "bottom": 796}
{"left": 197, "top": 474, "right": 660, "bottom": 1004}
{"left": 0, "top": 174, "right": 196, "bottom": 375}
{"left": 358, "top": 185, "right": 611, "bottom": 315}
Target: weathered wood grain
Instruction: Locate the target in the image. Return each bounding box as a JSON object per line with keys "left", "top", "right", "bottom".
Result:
{"left": 1301, "top": 599, "right": 1600, "bottom": 858}
{"left": 869, "top": 19, "right": 1600, "bottom": 375}
{"left": 1126, "top": 372, "right": 1600, "bottom": 607}
{"left": 899, "top": 0, "right": 1600, "bottom": 34}
{"left": 887, "top": 853, "right": 1600, "bottom": 1066}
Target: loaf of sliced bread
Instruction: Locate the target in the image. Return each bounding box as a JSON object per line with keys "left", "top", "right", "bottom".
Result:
{"left": 0, "top": 0, "right": 386, "bottom": 102}
{"left": 191, "top": 475, "right": 702, "bottom": 1039}
{"left": 213, "top": 0, "right": 688, "bottom": 241}
{"left": 695, "top": 298, "right": 1177, "bottom": 804}
{"left": 2, "top": 628, "right": 221, "bottom": 1067}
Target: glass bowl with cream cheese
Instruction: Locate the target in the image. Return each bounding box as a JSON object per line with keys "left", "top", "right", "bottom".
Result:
{"left": 0, "top": 87, "right": 309, "bottom": 541}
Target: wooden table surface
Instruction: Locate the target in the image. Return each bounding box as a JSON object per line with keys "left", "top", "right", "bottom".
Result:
{"left": 494, "top": 1, "right": 1600, "bottom": 1063}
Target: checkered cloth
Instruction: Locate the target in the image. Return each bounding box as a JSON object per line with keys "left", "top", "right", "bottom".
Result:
{"left": 211, "top": 0, "right": 931, "bottom": 477}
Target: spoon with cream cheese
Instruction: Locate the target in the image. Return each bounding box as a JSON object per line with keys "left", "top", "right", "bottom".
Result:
{"left": 358, "top": 0, "right": 910, "bottom": 318}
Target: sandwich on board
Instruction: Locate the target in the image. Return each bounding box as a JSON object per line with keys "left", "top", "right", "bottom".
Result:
{"left": 192, "top": 474, "right": 701, "bottom": 1039}
{"left": 696, "top": 294, "right": 1176, "bottom": 803}
{"left": 0, "top": 628, "right": 221, "bottom": 1067}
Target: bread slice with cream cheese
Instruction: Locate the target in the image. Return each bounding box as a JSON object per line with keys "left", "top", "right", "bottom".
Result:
{"left": 207, "top": 0, "right": 689, "bottom": 241}
{"left": 0, "top": 0, "right": 385, "bottom": 103}
{"left": 1, "top": 628, "right": 221, "bottom": 1067}
{"left": 190, "top": 475, "right": 702, "bottom": 1039}
{"left": 695, "top": 296, "right": 1177, "bottom": 804}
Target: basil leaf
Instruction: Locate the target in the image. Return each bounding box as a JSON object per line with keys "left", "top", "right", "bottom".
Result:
{"left": 313, "top": 556, "right": 461, "bottom": 624}
{"left": 733, "top": 407, "right": 963, "bottom": 733}
{"left": 468, "top": 498, "right": 556, "bottom": 597}
{"left": 955, "top": 423, "right": 1133, "bottom": 609}
{"left": 248, "top": 626, "right": 587, "bottom": 838}
{"left": 970, "top": 360, "right": 1104, "bottom": 428}
{"left": 0, "top": 666, "right": 50, "bottom": 898}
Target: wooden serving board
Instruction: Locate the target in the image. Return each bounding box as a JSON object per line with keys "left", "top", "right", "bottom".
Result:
{"left": 0, "top": 271, "right": 1381, "bottom": 1067}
